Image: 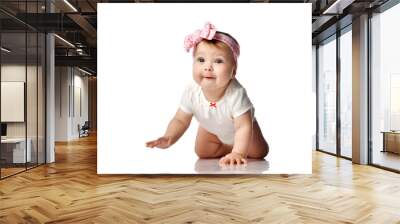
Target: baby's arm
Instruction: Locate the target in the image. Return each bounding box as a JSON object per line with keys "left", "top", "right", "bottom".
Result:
{"left": 164, "top": 109, "right": 193, "bottom": 145}
{"left": 232, "top": 110, "right": 252, "bottom": 156}
{"left": 219, "top": 110, "right": 252, "bottom": 165}
{"left": 146, "top": 108, "right": 192, "bottom": 149}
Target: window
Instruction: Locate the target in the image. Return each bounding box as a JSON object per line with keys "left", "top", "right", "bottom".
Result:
{"left": 371, "top": 2, "right": 400, "bottom": 171}
{"left": 318, "top": 35, "right": 337, "bottom": 154}
{"left": 339, "top": 27, "right": 352, "bottom": 158}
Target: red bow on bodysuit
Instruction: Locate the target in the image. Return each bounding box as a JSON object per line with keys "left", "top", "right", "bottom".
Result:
{"left": 209, "top": 102, "right": 217, "bottom": 109}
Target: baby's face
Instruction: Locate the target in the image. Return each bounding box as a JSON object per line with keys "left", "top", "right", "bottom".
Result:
{"left": 192, "top": 41, "right": 236, "bottom": 91}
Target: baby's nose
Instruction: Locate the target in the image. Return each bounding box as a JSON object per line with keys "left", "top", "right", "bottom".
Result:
{"left": 204, "top": 63, "right": 213, "bottom": 71}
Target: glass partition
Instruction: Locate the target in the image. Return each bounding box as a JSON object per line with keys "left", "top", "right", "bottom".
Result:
{"left": 317, "top": 35, "right": 337, "bottom": 155}
{"left": 38, "top": 32, "right": 45, "bottom": 165}
{"left": 1, "top": 31, "right": 28, "bottom": 177}
{"left": 0, "top": 1, "right": 46, "bottom": 179}
{"left": 27, "top": 31, "right": 38, "bottom": 169}
{"left": 26, "top": 0, "right": 44, "bottom": 169}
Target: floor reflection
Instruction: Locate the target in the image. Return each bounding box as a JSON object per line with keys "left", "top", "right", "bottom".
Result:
{"left": 194, "top": 158, "right": 270, "bottom": 174}
{"left": 372, "top": 151, "right": 400, "bottom": 171}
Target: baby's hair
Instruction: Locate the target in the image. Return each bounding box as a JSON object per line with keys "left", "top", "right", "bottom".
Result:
{"left": 215, "top": 31, "right": 239, "bottom": 47}
{"left": 194, "top": 31, "right": 239, "bottom": 64}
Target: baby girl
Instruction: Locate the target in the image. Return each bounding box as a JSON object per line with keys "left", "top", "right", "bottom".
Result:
{"left": 146, "top": 22, "right": 269, "bottom": 166}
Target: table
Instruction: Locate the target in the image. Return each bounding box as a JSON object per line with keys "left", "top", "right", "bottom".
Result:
{"left": 381, "top": 131, "right": 400, "bottom": 154}
{"left": 1, "top": 138, "right": 32, "bottom": 163}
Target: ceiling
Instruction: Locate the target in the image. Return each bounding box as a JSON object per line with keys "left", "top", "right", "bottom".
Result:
{"left": 0, "top": 0, "right": 393, "bottom": 75}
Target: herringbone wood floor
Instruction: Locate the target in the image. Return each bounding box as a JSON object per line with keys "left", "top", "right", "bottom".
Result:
{"left": 1, "top": 134, "right": 400, "bottom": 223}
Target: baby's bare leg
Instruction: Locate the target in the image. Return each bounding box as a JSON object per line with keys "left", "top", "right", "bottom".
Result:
{"left": 195, "top": 126, "right": 232, "bottom": 159}
{"left": 247, "top": 120, "right": 269, "bottom": 159}
{"left": 195, "top": 121, "right": 269, "bottom": 159}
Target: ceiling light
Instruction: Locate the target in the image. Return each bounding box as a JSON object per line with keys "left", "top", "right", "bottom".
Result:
{"left": 323, "top": 0, "right": 355, "bottom": 15}
{"left": 63, "top": 0, "right": 78, "bottom": 12}
{"left": 78, "top": 67, "right": 93, "bottom": 76}
{"left": 1, "top": 47, "right": 11, "bottom": 53}
{"left": 54, "top": 34, "right": 75, "bottom": 48}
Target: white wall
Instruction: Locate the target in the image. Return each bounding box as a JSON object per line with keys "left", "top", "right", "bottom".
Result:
{"left": 55, "top": 66, "right": 69, "bottom": 141}
{"left": 55, "top": 67, "right": 89, "bottom": 141}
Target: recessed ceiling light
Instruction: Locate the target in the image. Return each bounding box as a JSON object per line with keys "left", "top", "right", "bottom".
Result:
{"left": 78, "top": 67, "right": 93, "bottom": 76}
{"left": 323, "top": 0, "right": 355, "bottom": 15}
{"left": 63, "top": 0, "right": 78, "bottom": 12}
{"left": 1, "top": 47, "right": 11, "bottom": 53}
{"left": 54, "top": 34, "right": 75, "bottom": 48}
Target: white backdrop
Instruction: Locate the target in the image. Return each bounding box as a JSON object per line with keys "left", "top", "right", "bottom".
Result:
{"left": 98, "top": 3, "right": 312, "bottom": 174}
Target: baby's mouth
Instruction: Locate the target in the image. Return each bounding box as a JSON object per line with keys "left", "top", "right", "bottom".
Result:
{"left": 203, "top": 75, "right": 215, "bottom": 79}
{"left": 202, "top": 72, "right": 215, "bottom": 79}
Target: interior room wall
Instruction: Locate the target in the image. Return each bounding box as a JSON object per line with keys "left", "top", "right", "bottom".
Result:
{"left": 1, "top": 64, "right": 45, "bottom": 164}
{"left": 55, "top": 66, "right": 70, "bottom": 141}
{"left": 1, "top": 64, "right": 41, "bottom": 139}
{"left": 55, "top": 66, "right": 89, "bottom": 141}
{"left": 72, "top": 70, "right": 89, "bottom": 138}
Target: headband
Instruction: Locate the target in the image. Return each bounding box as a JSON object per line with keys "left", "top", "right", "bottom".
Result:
{"left": 184, "top": 22, "right": 240, "bottom": 64}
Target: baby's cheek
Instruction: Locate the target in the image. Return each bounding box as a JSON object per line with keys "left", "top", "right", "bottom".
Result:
{"left": 192, "top": 75, "right": 201, "bottom": 84}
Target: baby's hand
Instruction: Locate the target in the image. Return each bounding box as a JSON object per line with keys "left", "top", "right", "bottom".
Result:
{"left": 146, "top": 136, "right": 172, "bottom": 149}
{"left": 219, "top": 152, "right": 247, "bottom": 166}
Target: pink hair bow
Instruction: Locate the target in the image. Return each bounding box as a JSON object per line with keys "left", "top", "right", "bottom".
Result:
{"left": 184, "top": 22, "right": 217, "bottom": 52}
{"left": 184, "top": 22, "right": 240, "bottom": 65}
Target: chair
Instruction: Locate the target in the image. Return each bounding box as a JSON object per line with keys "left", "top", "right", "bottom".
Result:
{"left": 79, "top": 121, "right": 90, "bottom": 138}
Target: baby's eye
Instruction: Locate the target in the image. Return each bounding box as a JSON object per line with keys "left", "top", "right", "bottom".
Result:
{"left": 215, "top": 59, "right": 224, "bottom": 64}
{"left": 196, "top": 57, "right": 205, "bottom": 63}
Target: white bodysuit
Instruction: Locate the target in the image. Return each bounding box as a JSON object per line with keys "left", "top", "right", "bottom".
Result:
{"left": 179, "top": 78, "right": 254, "bottom": 145}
